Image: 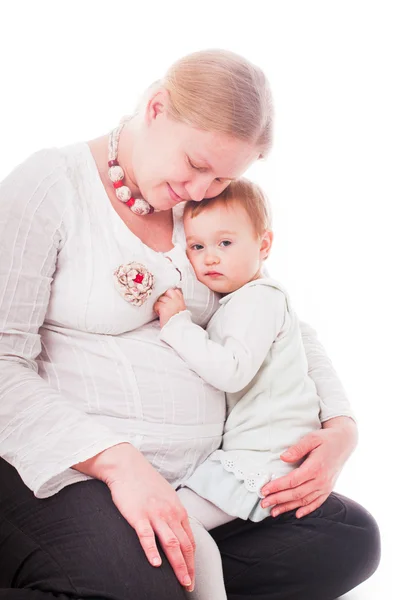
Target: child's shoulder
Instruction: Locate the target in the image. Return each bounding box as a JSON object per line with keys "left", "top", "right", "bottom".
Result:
{"left": 220, "top": 277, "right": 290, "bottom": 308}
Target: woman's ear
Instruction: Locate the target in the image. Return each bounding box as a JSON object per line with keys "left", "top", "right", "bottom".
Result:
{"left": 145, "top": 88, "right": 170, "bottom": 124}
{"left": 260, "top": 230, "right": 273, "bottom": 260}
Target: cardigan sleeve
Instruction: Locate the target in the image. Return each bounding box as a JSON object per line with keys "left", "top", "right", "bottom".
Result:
{"left": 299, "top": 320, "right": 355, "bottom": 422}
{"left": 0, "top": 150, "right": 131, "bottom": 498}
{"left": 160, "top": 285, "right": 286, "bottom": 394}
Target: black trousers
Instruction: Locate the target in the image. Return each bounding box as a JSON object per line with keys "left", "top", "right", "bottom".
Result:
{"left": 0, "top": 458, "right": 380, "bottom": 600}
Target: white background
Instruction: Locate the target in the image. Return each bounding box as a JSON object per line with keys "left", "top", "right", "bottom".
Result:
{"left": 1, "top": 1, "right": 398, "bottom": 597}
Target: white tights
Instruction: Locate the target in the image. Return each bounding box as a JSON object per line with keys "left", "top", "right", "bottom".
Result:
{"left": 177, "top": 487, "right": 236, "bottom": 600}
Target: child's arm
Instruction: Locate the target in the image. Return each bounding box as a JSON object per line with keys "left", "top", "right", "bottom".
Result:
{"left": 158, "top": 284, "right": 286, "bottom": 393}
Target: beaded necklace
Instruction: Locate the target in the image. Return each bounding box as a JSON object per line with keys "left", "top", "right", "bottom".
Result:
{"left": 108, "top": 118, "right": 154, "bottom": 216}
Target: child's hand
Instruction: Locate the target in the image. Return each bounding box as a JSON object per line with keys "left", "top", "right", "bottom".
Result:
{"left": 154, "top": 288, "right": 186, "bottom": 328}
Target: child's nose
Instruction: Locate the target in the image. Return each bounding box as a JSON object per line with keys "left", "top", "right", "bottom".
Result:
{"left": 205, "top": 252, "right": 220, "bottom": 265}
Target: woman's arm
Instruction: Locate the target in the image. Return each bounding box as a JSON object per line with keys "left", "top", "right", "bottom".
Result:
{"left": 0, "top": 150, "right": 130, "bottom": 498}
{"left": 0, "top": 151, "right": 196, "bottom": 588}
{"left": 300, "top": 320, "right": 355, "bottom": 422}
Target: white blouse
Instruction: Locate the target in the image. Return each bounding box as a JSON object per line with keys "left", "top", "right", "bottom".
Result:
{"left": 0, "top": 143, "right": 353, "bottom": 499}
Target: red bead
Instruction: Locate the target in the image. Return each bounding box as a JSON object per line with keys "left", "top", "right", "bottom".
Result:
{"left": 108, "top": 159, "right": 119, "bottom": 167}
{"left": 126, "top": 198, "right": 136, "bottom": 208}
{"left": 113, "top": 180, "right": 123, "bottom": 189}
{"left": 134, "top": 273, "right": 144, "bottom": 284}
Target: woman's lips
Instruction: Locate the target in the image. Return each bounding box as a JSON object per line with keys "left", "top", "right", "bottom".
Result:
{"left": 167, "top": 183, "right": 184, "bottom": 203}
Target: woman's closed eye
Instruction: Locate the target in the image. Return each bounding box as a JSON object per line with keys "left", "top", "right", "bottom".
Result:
{"left": 188, "top": 157, "right": 205, "bottom": 172}
{"left": 187, "top": 156, "right": 223, "bottom": 183}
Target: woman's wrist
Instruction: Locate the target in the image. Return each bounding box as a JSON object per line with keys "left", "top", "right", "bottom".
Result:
{"left": 72, "top": 442, "right": 142, "bottom": 484}
{"left": 322, "top": 416, "right": 358, "bottom": 452}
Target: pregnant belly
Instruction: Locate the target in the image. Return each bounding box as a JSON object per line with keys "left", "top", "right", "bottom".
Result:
{"left": 114, "top": 322, "right": 226, "bottom": 425}
{"left": 38, "top": 323, "right": 226, "bottom": 485}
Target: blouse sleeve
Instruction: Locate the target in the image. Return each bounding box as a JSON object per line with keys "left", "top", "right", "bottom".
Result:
{"left": 299, "top": 320, "right": 356, "bottom": 422}
{"left": 0, "top": 150, "right": 131, "bottom": 498}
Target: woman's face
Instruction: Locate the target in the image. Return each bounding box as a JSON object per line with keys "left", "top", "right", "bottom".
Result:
{"left": 131, "top": 91, "right": 259, "bottom": 211}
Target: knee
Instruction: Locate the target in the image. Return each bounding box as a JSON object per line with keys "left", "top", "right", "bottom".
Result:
{"left": 344, "top": 495, "right": 381, "bottom": 582}
{"left": 326, "top": 493, "right": 381, "bottom": 591}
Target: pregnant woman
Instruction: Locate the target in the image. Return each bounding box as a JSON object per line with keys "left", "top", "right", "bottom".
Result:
{"left": 0, "top": 49, "right": 380, "bottom": 599}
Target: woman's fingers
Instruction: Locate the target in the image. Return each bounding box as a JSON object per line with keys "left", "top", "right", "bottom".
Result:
{"left": 181, "top": 516, "right": 196, "bottom": 592}
{"left": 295, "top": 493, "right": 329, "bottom": 518}
{"left": 268, "top": 489, "right": 324, "bottom": 517}
{"left": 154, "top": 520, "right": 194, "bottom": 589}
{"left": 134, "top": 517, "right": 162, "bottom": 567}
{"left": 261, "top": 480, "right": 317, "bottom": 509}
{"left": 103, "top": 446, "right": 196, "bottom": 588}
{"left": 264, "top": 490, "right": 327, "bottom": 519}
{"left": 260, "top": 436, "right": 335, "bottom": 516}
{"left": 261, "top": 461, "right": 314, "bottom": 498}
{"left": 280, "top": 432, "right": 322, "bottom": 463}
{"left": 133, "top": 514, "right": 195, "bottom": 589}
{"left": 270, "top": 498, "right": 304, "bottom": 517}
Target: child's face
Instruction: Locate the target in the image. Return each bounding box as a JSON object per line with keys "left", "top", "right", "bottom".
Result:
{"left": 184, "top": 201, "right": 272, "bottom": 294}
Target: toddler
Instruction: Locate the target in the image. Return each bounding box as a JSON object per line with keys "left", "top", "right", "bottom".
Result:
{"left": 155, "top": 179, "right": 321, "bottom": 599}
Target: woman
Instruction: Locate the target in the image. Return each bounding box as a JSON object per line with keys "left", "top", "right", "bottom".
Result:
{"left": 0, "top": 49, "right": 379, "bottom": 599}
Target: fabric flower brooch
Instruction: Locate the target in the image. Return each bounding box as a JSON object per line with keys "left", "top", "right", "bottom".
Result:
{"left": 114, "top": 262, "right": 154, "bottom": 306}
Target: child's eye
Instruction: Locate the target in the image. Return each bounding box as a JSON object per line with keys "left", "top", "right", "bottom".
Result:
{"left": 220, "top": 240, "right": 231, "bottom": 247}
{"left": 190, "top": 244, "right": 204, "bottom": 251}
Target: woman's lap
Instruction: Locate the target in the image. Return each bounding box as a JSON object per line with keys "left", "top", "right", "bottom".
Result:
{"left": 0, "top": 458, "right": 380, "bottom": 600}
{"left": 213, "top": 492, "right": 380, "bottom": 600}
{"left": 0, "top": 458, "right": 186, "bottom": 600}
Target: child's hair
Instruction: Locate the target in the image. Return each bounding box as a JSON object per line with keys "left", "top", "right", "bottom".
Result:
{"left": 141, "top": 49, "right": 273, "bottom": 158}
{"left": 183, "top": 179, "right": 272, "bottom": 237}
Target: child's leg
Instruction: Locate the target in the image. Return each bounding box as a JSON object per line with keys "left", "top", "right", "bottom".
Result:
{"left": 178, "top": 487, "right": 236, "bottom": 600}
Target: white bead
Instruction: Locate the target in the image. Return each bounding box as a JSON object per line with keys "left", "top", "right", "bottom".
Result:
{"left": 116, "top": 186, "right": 132, "bottom": 202}
{"left": 108, "top": 165, "right": 124, "bottom": 182}
{"left": 130, "top": 198, "right": 151, "bottom": 215}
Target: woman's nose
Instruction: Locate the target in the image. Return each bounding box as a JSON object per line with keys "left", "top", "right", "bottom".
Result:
{"left": 186, "top": 174, "right": 214, "bottom": 202}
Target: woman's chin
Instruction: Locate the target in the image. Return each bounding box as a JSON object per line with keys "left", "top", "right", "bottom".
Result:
{"left": 153, "top": 197, "right": 184, "bottom": 211}
{"left": 139, "top": 189, "right": 165, "bottom": 211}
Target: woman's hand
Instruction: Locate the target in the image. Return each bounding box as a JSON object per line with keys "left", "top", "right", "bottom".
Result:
{"left": 73, "top": 443, "right": 195, "bottom": 591}
{"left": 260, "top": 417, "right": 358, "bottom": 518}
{"left": 154, "top": 288, "right": 186, "bottom": 328}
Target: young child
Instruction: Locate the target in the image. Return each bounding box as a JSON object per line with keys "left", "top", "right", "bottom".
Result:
{"left": 154, "top": 179, "right": 321, "bottom": 599}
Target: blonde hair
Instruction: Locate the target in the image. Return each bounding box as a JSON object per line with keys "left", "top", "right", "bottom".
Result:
{"left": 161, "top": 49, "right": 274, "bottom": 158}
{"left": 183, "top": 178, "right": 272, "bottom": 238}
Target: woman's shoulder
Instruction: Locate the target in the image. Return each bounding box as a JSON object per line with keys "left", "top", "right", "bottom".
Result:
{"left": 1, "top": 147, "right": 65, "bottom": 190}
{"left": 0, "top": 143, "right": 90, "bottom": 218}
{"left": 3, "top": 141, "right": 94, "bottom": 188}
